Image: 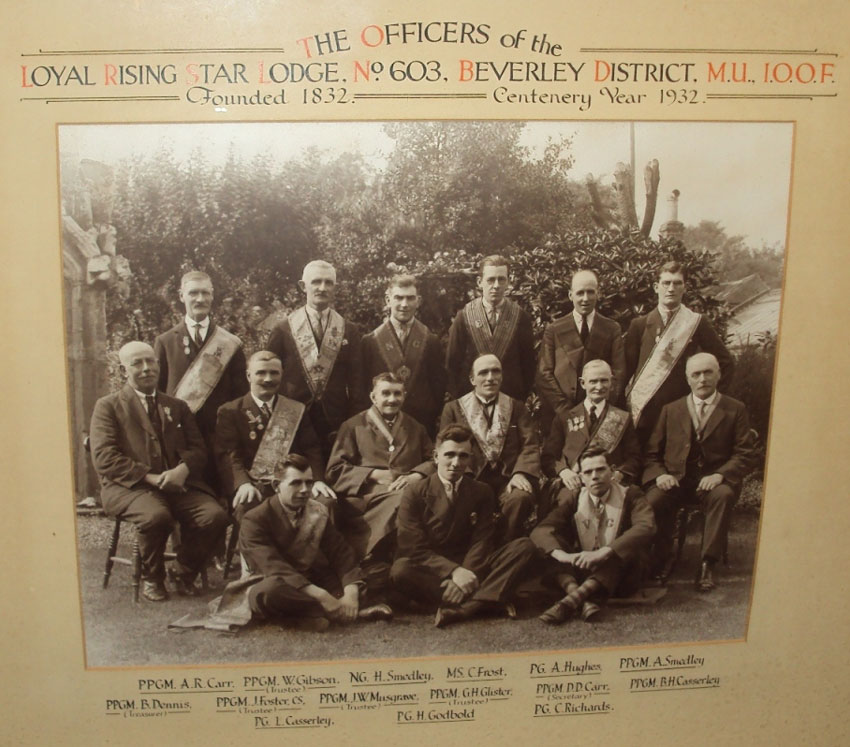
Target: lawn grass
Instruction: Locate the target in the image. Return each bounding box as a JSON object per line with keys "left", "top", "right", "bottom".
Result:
{"left": 76, "top": 510, "right": 759, "bottom": 669}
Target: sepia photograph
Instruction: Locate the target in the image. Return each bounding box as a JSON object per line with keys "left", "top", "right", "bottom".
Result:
{"left": 60, "top": 119, "right": 792, "bottom": 668}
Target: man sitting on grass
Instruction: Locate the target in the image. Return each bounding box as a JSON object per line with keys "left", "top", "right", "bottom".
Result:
{"left": 238, "top": 454, "right": 392, "bottom": 631}
{"left": 530, "top": 445, "right": 655, "bottom": 624}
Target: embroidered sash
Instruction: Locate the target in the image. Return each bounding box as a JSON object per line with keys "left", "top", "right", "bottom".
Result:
{"left": 627, "top": 305, "right": 701, "bottom": 424}
{"left": 458, "top": 391, "right": 512, "bottom": 468}
{"left": 289, "top": 307, "right": 345, "bottom": 400}
{"left": 173, "top": 325, "right": 242, "bottom": 413}
{"left": 366, "top": 406, "right": 402, "bottom": 457}
{"left": 249, "top": 397, "right": 306, "bottom": 483}
{"left": 574, "top": 483, "right": 626, "bottom": 552}
{"left": 463, "top": 298, "right": 520, "bottom": 362}
{"left": 288, "top": 499, "right": 329, "bottom": 573}
{"left": 373, "top": 319, "right": 428, "bottom": 384}
{"left": 569, "top": 405, "right": 631, "bottom": 471}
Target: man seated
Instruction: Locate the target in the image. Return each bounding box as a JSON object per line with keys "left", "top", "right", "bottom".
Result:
{"left": 327, "top": 373, "right": 434, "bottom": 561}
{"left": 440, "top": 354, "right": 541, "bottom": 544}
{"left": 642, "top": 353, "right": 755, "bottom": 591}
{"left": 390, "top": 425, "right": 538, "bottom": 628}
{"left": 239, "top": 454, "right": 392, "bottom": 631}
{"left": 531, "top": 446, "right": 655, "bottom": 624}
{"left": 89, "top": 341, "right": 229, "bottom": 602}
{"left": 215, "top": 351, "right": 334, "bottom": 525}
{"left": 540, "top": 359, "right": 641, "bottom": 517}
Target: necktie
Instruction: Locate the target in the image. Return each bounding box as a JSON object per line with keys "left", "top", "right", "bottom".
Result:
{"left": 579, "top": 314, "right": 589, "bottom": 345}
{"left": 589, "top": 405, "right": 598, "bottom": 429}
{"left": 696, "top": 401, "right": 707, "bottom": 434}
{"left": 193, "top": 322, "right": 203, "bottom": 347}
{"left": 483, "top": 400, "right": 495, "bottom": 426}
{"left": 397, "top": 324, "right": 408, "bottom": 347}
{"left": 593, "top": 501, "right": 608, "bottom": 550}
{"left": 316, "top": 312, "right": 325, "bottom": 340}
{"left": 145, "top": 395, "right": 167, "bottom": 466}
{"left": 260, "top": 402, "right": 272, "bottom": 424}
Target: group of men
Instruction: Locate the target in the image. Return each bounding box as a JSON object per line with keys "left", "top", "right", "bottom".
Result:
{"left": 89, "top": 254, "right": 756, "bottom": 631}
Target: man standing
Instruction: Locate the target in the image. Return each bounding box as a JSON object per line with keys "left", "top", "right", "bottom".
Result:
{"left": 624, "top": 260, "right": 734, "bottom": 443}
{"left": 541, "top": 359, "right": 641, "bottom": 516}
{"left": 531, "top": 447, "right": 655, "bottom": 624}
{"left": 215, "top": 351, "right": 335, "bottom": 525}
{"left": 90, "top": 342, "right": 229, "bottom": 601}
{"left": 390, "top": 425, "right": 538, "bottom": 628}
{"left": 154, "top": 270, "right": 248, "bottom": 490}
{"left": 267, "top": 260, "right": 363, "bottom": 459}
{"left": 239, "top": 455, "right": 392, "bottom": 631}
{"left": 359, "top": 274, "right": 446, "bottom": 437}
{"left": 537, "top": 269, "right": 625, "bottom": 422}
{"left": 446, "top": 255, "right": 535, "bottom": 402}
{"left": 440, "top": 354, "right": 541, "bottom": 544}
{"left": 642, "top": 353, "right": 755, "bottom": 589}
{"left": 327, "top": 373, "right": 435, "bottom": 561}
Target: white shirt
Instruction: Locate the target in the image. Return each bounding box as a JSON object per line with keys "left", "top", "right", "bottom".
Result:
{"left": 692, "top": 390, "right": 719, "bottom": 410}
{"left": 185, "top": 314, "right": 210, "bottom": 342}
{"left": 588, "top": 487, "right": 612, "bottom": 511}
{"left": 305, "top": 305, "right": 330, "bottom": 333}
{"left": 439, "top": 476, "right": 459, "bottom": 501}
{"left": 656, "top": 305, "right": 681, "bottom": 327}
{"left": 573, "top": 309, "right": 596, "bottom": 331}
{"left": 133, "top": 388, "right": 156, "bottom": 408}
{"left": 390, "top": 317, "right": 414, "bottom": 343}
{"left": 583, "top": 398, "right": 606, "bottom": 419}
{"left": 251, "top": 393, "right": 276, "bottom": 412}
{"left": 482, "top": 299, "right": 505, "bottom": 324}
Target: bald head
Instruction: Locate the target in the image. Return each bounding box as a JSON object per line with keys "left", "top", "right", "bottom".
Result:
{"left": 469, "top": 353, "right": 503, "bottom": 400}
{"left": 570, "top": 269, "right": 599, "bottom": 316}
{"left": 119, "top": 341, "right": 159, "bottom": 394}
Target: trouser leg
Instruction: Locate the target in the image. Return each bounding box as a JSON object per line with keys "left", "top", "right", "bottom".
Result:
{"left": 389, "top": 558, "right": 445, "bottom": 608}
{"left": 497, "top": 488, "right": 536, "bottom": 544}
{"left": 169, "top": 489, "right": 229, "bottom": 576}
{"left": 113, "top": 489, "right": 174, "bottom": 582}
{"left": 473, "top": 537, "right": 539, "bottom": 603}
{"left": 248, "top": 577, "right": 327, "bottom": 620}
{"left": 700, "top": 484, "right": 736, "bottom": 563}
{"left": 645, "top": 485, "right": 680, "bottom": 569}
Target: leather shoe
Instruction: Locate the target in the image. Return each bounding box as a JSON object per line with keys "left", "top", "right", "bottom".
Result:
{"left": 539, "top": 599, "right": 573, "bottom": 625}
{"left": 653, "top": 555, "right": 676, "bottom": 583}
{"left": 697, "top": 561, "right": 716, "bottom": 592}
{"left": 142, "top": 580, "right": 168, "bottom": 602}
{"left": 504, "top": 602, "right": 518, "bottom": 620}
{"left": 167, "top": 567, "right": 198, "bottom": 596}
{"left": 358, "top": 603, "right": 394, "bottom": 622}
{"left": 434, "top": 607, "right": 466, "bottom": 628}
{"left": 580, "top": 601, "right": 601, "bottom": 622}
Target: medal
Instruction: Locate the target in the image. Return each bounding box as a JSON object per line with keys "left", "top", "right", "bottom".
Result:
{"left": 388, "top": 444, "right": 395, "bottom": 453}
{"left": 249, "top": 431, "right": 257, "bottom": 440}
{"left": 397, "top": 365, "right": 410, "bottom": 381}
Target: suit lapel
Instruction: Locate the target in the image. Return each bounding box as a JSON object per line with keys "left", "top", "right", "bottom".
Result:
{"left": 700, "top": 395, "right": 726, "bottom": 441}
{"left": 120, "top": 384, "right": 157, "bottom": 439}
{"left": 673, "top": 398, "right": 693, "bottom": 440}
{"left": 640, "top": 309, "right": 663, "bottom": 362}
{"left": 557, "top": 316, "right": 581, "bottom": 350}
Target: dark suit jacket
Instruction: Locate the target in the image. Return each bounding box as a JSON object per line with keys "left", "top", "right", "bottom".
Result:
{"left": 642, "top": 393, "right": 755, "bottom": 490}
{"left": 531, "top": 485, "right": 655, "bottom": 566}
{"left": 89, "top": 384, "right": 212, "bottom": 514}
{"left": 214, "top": 393, "right": 326, "bottom": 497}
{"left": 445, "top": 301, "right": 536, "bottom": 401}
{"left": 239, "top": 496, "right": 362, "bottom": 590}
{"left": 359, "top": 322, "right": 446, "bottom": 434}
{"left": 154, "top": 319, "right": 248, "bottom": 440}
{"left": 623, "top": 308, "right": 734, "bottom": 431}
{"left": 395, "top": 474, "right": 496, "bottom": 580}
{"left": 536, "top": 312, "right": 625, "bottom": 413}
{"left": 439, "top": 397, "right": 541, "bottom": 483}
{"left": 542, "top": 402, "right": 641, "bottom": 482}
{"left": 327, "top": 410, "right": 435, "bottom": 500}
{"left": 266, "top": 310, "right": 363, "bottom": 439}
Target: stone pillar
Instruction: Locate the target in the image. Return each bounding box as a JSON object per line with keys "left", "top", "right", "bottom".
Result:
{"left": 61, "top": 152, "right": 129, "bottom": 504}
{"left": 659, "top": 189, "right": 685, "bottom": 241}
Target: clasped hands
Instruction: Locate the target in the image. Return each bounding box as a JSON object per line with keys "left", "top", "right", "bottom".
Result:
{"left": 144, "top": 463, "right": 190, "bottom": 493}
{"left": 550, "top": 547, "right": 613, "bottom": 570}
{"left": 440, "top": 566, "right": 479, "bottom": 605}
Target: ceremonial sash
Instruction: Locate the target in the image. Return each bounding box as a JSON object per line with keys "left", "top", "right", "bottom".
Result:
{"left": 627, "top": 306, "right": 701, "bottom": 424}
{"left": 289, "top": 307, "right": 345, "bottom": 400}
{"left": 574, "top": 483, "right": 626, "bottom": 552}
{"left": 463, "top": 299, "right": 520, "bottom": 362}
{"left": 373, "top": 319, "right": 428, "bottom": 384}
{"left": 288, "top": 500, "right": 329, "bottom": 573}
{"left": 249, "top": 397, "right": 306, "bottom": 483}
{"left": 458, "top": 391, "right": 512, "bottom": 468}
{"left": 569, "top": 405, "right": 631, "bottom": 471}
{"left": 366, "top": 406, "right": 402, "bottom": 457}
{"left": 173, "top": 325, "right": 242, "bottom": 413}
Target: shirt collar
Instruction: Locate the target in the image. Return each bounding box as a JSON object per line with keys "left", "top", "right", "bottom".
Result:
{"left": 656, "top": 304, "right": 681, "bottom": 324}
{"left": 692, "top": 390, "right": 719, "bottom": 408}
{"left": 133, "top": 388, "right": 155, "bottom": 405}
{"left": 390, "top": 317, "right": 413, "bottom": 335}
{"left": 185, "top": 314, "right": 210, "bottom": 332}
{"left": 439, "top": 475, "right": 458, "bottom": 499}
{"left": 251, "top": 392, "right": 276, "bottom": 411}
{"left": 306, "top": 305, "right": 330, "bottom": 324}
{"left": 482, "top": 299, "right": 504, "bottom": 314}
{"left": 281, "top": 502, "right": 305, "bottom": 526}
{"left": 476, "top": 394, "right": 498, "bottom": 408}
{"left": 573, "top": 309, "right": 596, "bottom": 329}
{"left": 588, "top": 487, "right": 612, "bottom": 509}
{"left": 583, "top": 398, "right": 606, "bottom": 414}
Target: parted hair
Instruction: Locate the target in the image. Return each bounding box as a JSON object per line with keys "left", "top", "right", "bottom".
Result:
{"left": 578, "top": 444, "right": 612, "bottom": 470}
{"left": 371, "top": 371, "right": 405, "bottom": 390}
{"left": 479, "top": 254, "right": 510, "bottom": 274}
{"left": 275, "top": 453, "right": 311, "bottom": 480}
{"left": 656, "top": 260, "right": 686, "bottom": 281}
{"left": 386, "top": 274, "right": 418, "bottom": 293}
{"left": 436, "top": 424, "right": 474, "bottom": 447}
{"left": 248, "top": 350, "right": 282, "bottom": 368}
